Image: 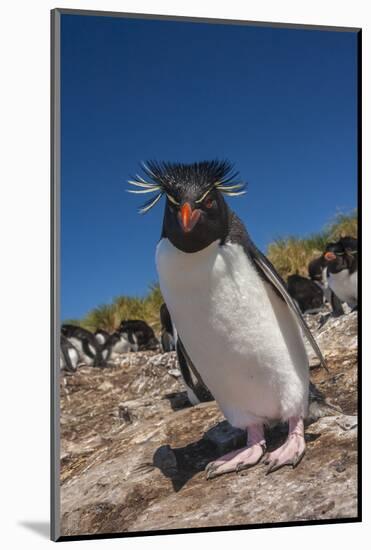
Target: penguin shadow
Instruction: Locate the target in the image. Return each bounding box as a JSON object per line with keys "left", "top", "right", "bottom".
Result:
{"left": 152, "top": 438, "right": 220, "bottom": 492}
{"left": 318, "top": 313, "right": 332, "bottom": 329}
{"left": 317, "top": 306, "right": 357, "bottom": 330}
{"left": 153, "top": 421, "right": 321, "bottom": 491}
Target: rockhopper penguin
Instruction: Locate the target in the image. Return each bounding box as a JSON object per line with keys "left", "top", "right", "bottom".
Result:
{"left": 308, "top": 255, "right": 345, "bottom": 317}
{"left": 61, "top": 324, "right": 105, "bottom": 368}
{"left": 60, "top": 334, "right": 79, "bottom": 372}
{"left": 128, "top": 160, "right": 327, "bottom": 478}
{"left": 160, "top": 302, "right": 177, "bottom": 352}
{"left": 324, "top": 237, "right": 358, "bottom": 309}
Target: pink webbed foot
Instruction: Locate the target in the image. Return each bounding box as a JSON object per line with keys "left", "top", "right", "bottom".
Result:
{"left": 264, "top": 416, "right": 306, "bottom": 474}
{"left": 206, "top": 424, "right": 266, "bottom": 480}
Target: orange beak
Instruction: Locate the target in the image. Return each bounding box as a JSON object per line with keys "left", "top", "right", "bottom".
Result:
{"left": 324, "top": 251, "right": 337, "bottom": 261}
{"left": 178, "top": 202, "right": 201, "bottom": 233}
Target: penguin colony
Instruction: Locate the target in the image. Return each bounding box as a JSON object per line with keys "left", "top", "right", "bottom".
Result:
{"left": 60, "top": 320, "right": 160, "bottom": 372}
{"left": 128, "top": 159, "right": 357, "bottom": 478}
{"left": 291, "top": 236, "right": 358, "bottom": 316}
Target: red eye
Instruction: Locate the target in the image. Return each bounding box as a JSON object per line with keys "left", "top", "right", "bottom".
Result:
{"left": 204, "top": 197, "right": 213, "bottom": 209}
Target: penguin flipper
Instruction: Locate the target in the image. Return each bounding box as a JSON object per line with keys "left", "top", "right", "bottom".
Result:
{"left": 331, "top": 290, "right": 345, "bottom": 317}
{"left": 227, "top": 213, "right": 328, "bottom": 371}
{"left": 176, "top": 337, "right": 214, "bottom": 404}
{"left": 249, "top": 245, "right": 328, "bottom": 372}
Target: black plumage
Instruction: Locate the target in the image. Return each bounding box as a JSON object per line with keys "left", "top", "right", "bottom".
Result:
{"left": 128, "top": 160, "right": 246, "bottom": 214}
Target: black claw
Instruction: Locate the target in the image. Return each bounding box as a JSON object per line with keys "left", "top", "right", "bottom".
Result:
{"left": 266, "top": 451, "right": 306, "bottom": 474}
{"left": 292, "top": 451, "right": 305, "bottom": 468}
{"left": 292, "top": 453, "right": 299, "bottom": 467}
{"left": 206, "top": 464, "right": 218, "bottom": 480}
{"left": 235, "top": 462, "right": 244, "bottom": 473}
{"left": 266, "top": 459, "right": 278, "bottom": 474}
{"left": 236, "top": 454, "right": 264, "bottom": 474}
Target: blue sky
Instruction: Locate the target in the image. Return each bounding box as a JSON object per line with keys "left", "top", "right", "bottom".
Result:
{"left": 60, "top": 14, "right": 358, "bottom": 321}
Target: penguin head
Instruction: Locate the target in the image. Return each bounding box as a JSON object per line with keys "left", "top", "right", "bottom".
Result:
{"left": 128, "top": 160, "right": 246, "bottom": 253}
{"left": 162, "top": 173, "right": 231, "bottom": 253}
{"left": 324, "top": 241, "right": 342, "bottom": 263}
{"left": 338, "top": 236, "right": 357, "bottom": 255}
{"left": 324, "top": 236, "right": 357, "bottom": 271}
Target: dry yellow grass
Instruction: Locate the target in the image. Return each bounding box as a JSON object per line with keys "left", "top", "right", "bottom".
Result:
{"left": 267, "top": 210, "right": 357, "bottom": 279}
{"left": 64, "top": 284, "right": 164, "bottom": 334}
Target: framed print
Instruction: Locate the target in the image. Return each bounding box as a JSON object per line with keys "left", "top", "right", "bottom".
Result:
{"left": 51, "top": 8, "right": 361, "bottom": 541}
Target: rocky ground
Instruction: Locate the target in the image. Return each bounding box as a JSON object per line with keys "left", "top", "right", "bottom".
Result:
{"left": 59, "top": 311, "right": 358, "bottom": 537}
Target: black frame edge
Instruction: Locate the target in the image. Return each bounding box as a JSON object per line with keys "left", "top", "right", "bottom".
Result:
{"left": 56, "top": 517, "right": 361, "bottom": 542}
{"left": 356, "top": 28, "right": 362, "bottom": 522}
{"left": 51, "top": 7, "right": 61, "bottom": 543}
{"left": 53, "top": 7, "right": 361, "bottom": 33}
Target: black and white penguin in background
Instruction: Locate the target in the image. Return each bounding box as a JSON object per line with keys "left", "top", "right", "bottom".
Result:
{"left": 308, "top": 255, "right": 331, "bottom": 301}
{"left": 101, "top": 330, "right": 133, "bottom": 363}
{"left": 286, "top": 273, "right": 324, "bottom": 314}
{"left": 160, "top": 303, "right": 177, "bottom": 352}
{"left": 128, "top": 160, "right": 327, "bottom": 477}
{"left": 61, "top": 324, "right": 105, "bottom": 367}
{"left": 60, "top": 334, "right": 79, "bottom": 372}
{"left": 308, "top": 255, "right": 345, "bottom": 317}
{"left": 95, "top": 328, "right": 111, "bottom": 346}
{"left": 118, "top": 320, "right": 158, "bottom": 351}
{"left": 324, "top": 236, "right": 358, "bottom": 310}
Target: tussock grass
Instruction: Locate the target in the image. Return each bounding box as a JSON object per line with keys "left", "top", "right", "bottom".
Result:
{"left": 267, "top": 210, "right": 357, "bottom": 279}
{"left": 326, "top": 211, "right": 358, "bottom": 241}
{"left": 67, "top": 284, "right": 164, "bottom": 334}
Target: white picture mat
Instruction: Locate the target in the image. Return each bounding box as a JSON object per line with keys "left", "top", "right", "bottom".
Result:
{"left": 0, "top": 0, "right": 368, "bottom": 548}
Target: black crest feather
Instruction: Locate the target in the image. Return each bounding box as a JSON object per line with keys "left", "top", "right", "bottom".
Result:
{"left": 127, "top": 160, "right": 247, "bottom": 213}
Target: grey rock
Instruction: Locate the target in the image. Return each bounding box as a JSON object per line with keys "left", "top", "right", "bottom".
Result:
{"left": 336, "top": 415, "right": 358, "bottom": 431}
{"left": 168, "top": 368, "right": 182, "bottom": 378}
{"left": 204, "top": 420, "right": 246, "bottom": 454}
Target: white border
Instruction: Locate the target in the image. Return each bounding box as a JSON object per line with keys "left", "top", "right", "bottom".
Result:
{"left": 1, "top": 1, "right": 368, "bottom": 548}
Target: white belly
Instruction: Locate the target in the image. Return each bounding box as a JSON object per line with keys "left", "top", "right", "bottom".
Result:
{"left": 156, "top": 238, "right": 309, "bottom": 428}
{"left": 69, "top": 337, "right": 94, "bottom": 365}
{"left": 320, "top": 267, "right": 332, "bottom": 303}
{"left": 68, "top": 347, "right": 79, "bottom": 370}
{"left": 111, "top": 335, "right": 131, "bottom": 354}
{"left": 328, "top": 269, "right": 357, "bottom": 307}
{"left": 95, "top": 333, "right": 106, "bottom": 345}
